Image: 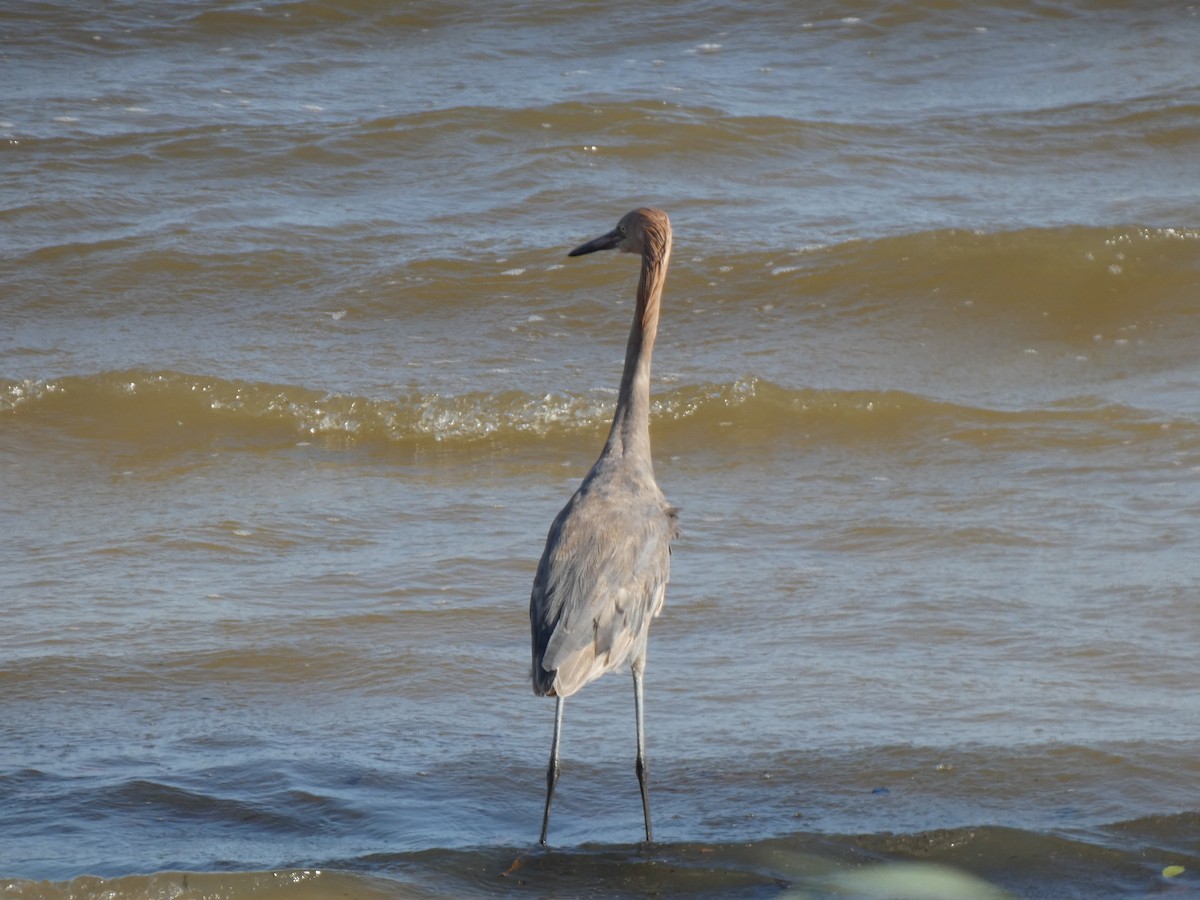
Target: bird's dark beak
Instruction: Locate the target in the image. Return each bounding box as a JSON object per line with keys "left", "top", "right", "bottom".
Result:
{"left": 568, "top": 227, "right": 623, "bottom": 257}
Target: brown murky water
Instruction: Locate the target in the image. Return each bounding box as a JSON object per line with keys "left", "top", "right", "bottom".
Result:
{"left": 4, "top": 1, "right": 1200, "bottom": 896}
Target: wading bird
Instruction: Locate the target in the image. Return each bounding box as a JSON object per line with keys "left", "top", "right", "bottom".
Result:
{"left": 529, "top": 208, "right": 679, "bottom": 846}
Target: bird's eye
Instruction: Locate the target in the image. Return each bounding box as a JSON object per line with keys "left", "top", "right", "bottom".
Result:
{"left": 618, "top": 225, "right": 627, "bottom": 236}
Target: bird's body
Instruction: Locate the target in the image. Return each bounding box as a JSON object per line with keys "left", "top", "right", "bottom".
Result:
{"left": 529, "top": 207, "right": 677, "bottom": 846}
{"left": 530, "top": 451, "right": 673, "bottom": 698}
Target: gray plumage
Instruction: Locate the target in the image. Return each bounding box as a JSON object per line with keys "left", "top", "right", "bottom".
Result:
{"left": 529, "top": 208, "right": 678, "bottom": 846}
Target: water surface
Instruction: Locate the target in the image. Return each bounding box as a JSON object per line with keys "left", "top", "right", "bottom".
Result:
{"left": 3, "top": 1, "right": 1200, "bottom": 896}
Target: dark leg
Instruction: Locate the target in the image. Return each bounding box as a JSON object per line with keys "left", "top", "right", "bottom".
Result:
{"left": 539, "top": 696, "right": 564, "bottom": 846}
{"left": 633, "top": 671, "right": 653, "bottom": 843}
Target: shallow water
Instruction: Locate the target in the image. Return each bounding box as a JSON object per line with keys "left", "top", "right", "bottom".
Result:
{"left": 3, "top": 1, "right": 1200, "bottom": 897}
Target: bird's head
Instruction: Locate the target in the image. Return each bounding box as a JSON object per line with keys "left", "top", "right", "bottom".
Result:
{"left": 568, "top": 208, "right": 670, "bottom": 259}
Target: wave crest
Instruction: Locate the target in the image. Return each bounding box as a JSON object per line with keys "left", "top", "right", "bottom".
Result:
{"left": 6, "top": 371, "right": 1189, "bottom": 459}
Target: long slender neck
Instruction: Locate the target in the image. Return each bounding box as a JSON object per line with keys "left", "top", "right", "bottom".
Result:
{"left": 602, "top": 227, "right": 672, "bottom": 462}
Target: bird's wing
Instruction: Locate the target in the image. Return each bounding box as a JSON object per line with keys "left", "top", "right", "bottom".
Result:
{"left": 530, "top": 490, "right": 675, "bottom": 697}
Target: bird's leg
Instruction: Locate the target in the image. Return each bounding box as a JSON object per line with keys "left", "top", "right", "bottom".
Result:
{"left": 539, "top": 696, "right": 564, "bottom": 846}
{"left": 633, "top": 670, "right": 653, "bottom": 843}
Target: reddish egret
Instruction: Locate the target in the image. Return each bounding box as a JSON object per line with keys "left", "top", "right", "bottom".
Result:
{"left": 529, "top": 208, "right": 678, "bottom": 845}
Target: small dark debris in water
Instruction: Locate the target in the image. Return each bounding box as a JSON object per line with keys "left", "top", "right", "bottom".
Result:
{"left": 500, "top": 853, "right": 525, "bottom": 877}
{"left": 773, "top": 877, "right": 792, "bottom": 889}
{"left": 872, "top": 786, "right": 890, "bottom": 795}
